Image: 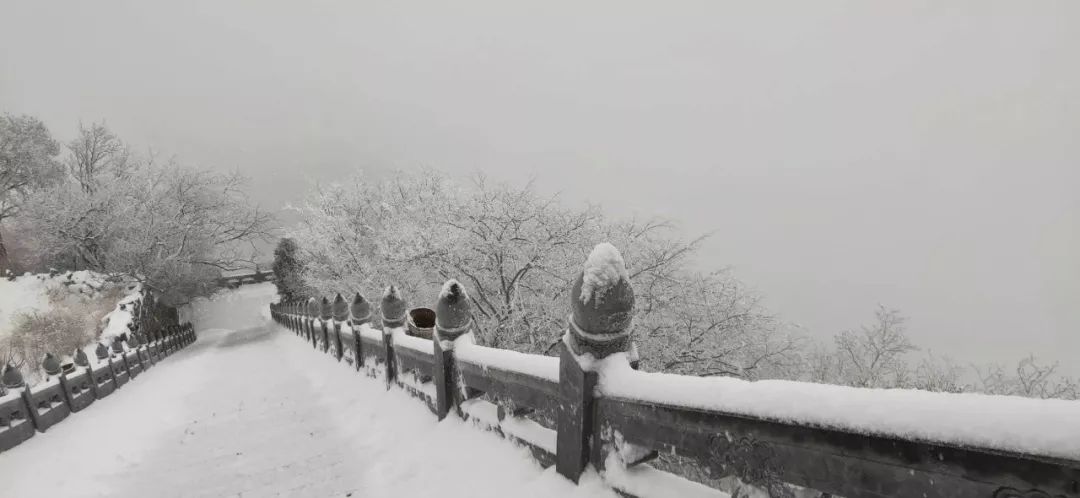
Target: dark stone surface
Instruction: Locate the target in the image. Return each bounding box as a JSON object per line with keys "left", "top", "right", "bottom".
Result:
{"left": 597, "top": 397, "right": 1080, "bottom": 498}
{"left": 432, "top": 338, "right": 455, "bottom": 420}
{"left": 555, "top": 342, "right": 598, "bottom": 483}
{"left": 0, "top": 395, "right": 35, "bottom": 451}
{"left": 23, "top": 382, "right": 70, "bottom": 432}
{"left": 60, "top": 370, "right": 95, "bottom": 412}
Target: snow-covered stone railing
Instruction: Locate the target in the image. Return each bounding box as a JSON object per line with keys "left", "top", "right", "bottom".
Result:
{"left": 269, "top": 243, "right": 1080, "bottom": 498}
{"left": 0, "top": 301, "right": 196, "bottom": 454}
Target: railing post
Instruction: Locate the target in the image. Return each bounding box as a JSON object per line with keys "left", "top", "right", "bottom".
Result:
{"left": 350, "top": 293, "right": 372, "bottom": 371}
{"left": 129, "top": 335, "right": 146, "bottom": 371}
{"left": 433, "top": 280, "right": 473, "bottom": 421}
{"left": 319, "top": 297, "right": 332, "bottom": 354}
{"left": 95, "top": 343, "right": 117, "bottom": 393}
{"left": 556, "top": 243, "right": 635, "bottom": 484}
{"left": 75, "top": 348, "right": 99, "bottom": 399}
{"left": 380, "top": 285, "right": 406, "bottom": 390}
{"left": 293, "top": 301, "right": 300, "bottom": 334}
{"left": 283, "top": 302, "right": 290, "bottom": 330}
{"left": 295, "top": 301, "right": 301, "bottom": 334}
{"left": 4, "top": 362, "right": 39, "bottom": 430}
{"left": 332, "top": 293, "right": 348, "bottom": 362}
{"left": 306, "top": 297, "right": 319, "bottom": 349}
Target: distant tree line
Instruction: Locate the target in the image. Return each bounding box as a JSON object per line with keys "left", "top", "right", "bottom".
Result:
{"left": 274, "top": 169, "right": 1078, "bottom": 400}
{"left": 0, "top": 113, "right": 272, "bottom": 305}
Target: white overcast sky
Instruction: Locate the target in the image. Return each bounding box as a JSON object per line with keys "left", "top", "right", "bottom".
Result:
{"left": 2, "top": 1, "right": 1077, "bottom": 370}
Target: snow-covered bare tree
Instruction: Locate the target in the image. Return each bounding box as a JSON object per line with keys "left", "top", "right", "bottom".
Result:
{"left": 635, "top": 270, "right": 804, "bottom": 380}
{"left": 828, "top": 305, "right": 917, "bottom": 388}
{"left": 974, "top": 355, "right": 1079, "bottom": 400}
{"left": 21, "top": 156, "right": 272, "bottom": 305}
{"left": 0, "top": 113, "right": 63, "bottom": 272}
{"left": 292, "top": 170, "right": 1080, "bottom": 397}
{"left": 912, "top": 352, "right": 967, "bottom": 393}
{"left": 65, "top": 121, "right": 131, "bottom": 193}
{"left": 293, "top": 170, "right": 798, "bottom": 379}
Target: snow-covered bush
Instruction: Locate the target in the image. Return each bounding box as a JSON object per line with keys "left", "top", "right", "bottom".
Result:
{"left": 3, "top": 310, "right": 91, "bottom": 371}
{"left": 0, "top": 279, "right": 125, "bottom": 378}
{"left": 271, "top": 238, "right": 309, "bottom": 301}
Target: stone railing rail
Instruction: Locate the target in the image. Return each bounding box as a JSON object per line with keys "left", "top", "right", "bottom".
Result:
{"left": 269, "top": 244, "right": 1080, "bottom": 498}
{"left": 0, "top": 299, "right": 196, "bottom": 454}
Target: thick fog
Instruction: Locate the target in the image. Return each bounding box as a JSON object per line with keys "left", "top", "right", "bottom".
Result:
{"left": 2, "top": 0, "right": 1076, "bottom": 370}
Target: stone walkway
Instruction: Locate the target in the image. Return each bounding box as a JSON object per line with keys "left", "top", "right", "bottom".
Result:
{"left": 0, "top": 284, "right": 613, "bottom": 498}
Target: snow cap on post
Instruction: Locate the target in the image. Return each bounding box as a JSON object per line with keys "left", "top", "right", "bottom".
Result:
{"left": 567, "top": 242, "right": 635, "bottom": 358}
{"left": 2, "top": 363, "right": 24, "bottom": 389}
{"left": 42, "top": 353, "right": 61, "bottom": 376}
{"left": 319, "top": 296, "right": 333, "bottom": 321}
{"left": 306, "top": 297, "right": 319, "bottom": 318}
{"left": 332, "top": 293, "right": 349, "bottom": 322}
{"left": 350, "top": 292, "right": 372, "bottom": 325}
{"left": 381, "top": 285, "right": 407, "bottom": 328}
{"left": 436, "top": 280, "right": 473, "bottom": 340}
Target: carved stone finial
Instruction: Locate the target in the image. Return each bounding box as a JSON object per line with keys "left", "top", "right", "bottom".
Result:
{"left": 350, "top": 292, "right": 372, "bottom": 325}
{"left": 111, "top": 339, "right": 125, "bottom": 354}
{"left": 332, "top": 293, "right": 349, "bottom": 322}
{"left": 95, "top": 342, "right": 109, "bottom": 360}
{"left": 306, "top": 297, "right": 319, "bottom": 318}
{"left": 436, "top": 280, "right": 473, "bottom": 340}
{"left": 566, "top": 243, "right": 635, "bottom": 358}
{"left": 381, "top": 285, "right": 407, "bottom": 328}
{"left": 2, "top": 362, "right": 24, "bottom": 389}
{"left": 320, "top": 296, "right": 333, "bottom": 321}
{"left": 42, "top": 353, "right": 61, "bottom": 375}
{"left": 74, "top": 348, "right": 89, "bottom": 367}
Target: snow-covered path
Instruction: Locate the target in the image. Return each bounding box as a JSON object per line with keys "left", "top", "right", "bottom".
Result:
{"left": 0, "top": 283, "right": 615, "bottom": 498}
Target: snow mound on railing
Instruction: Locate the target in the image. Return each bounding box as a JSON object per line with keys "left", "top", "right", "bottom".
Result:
{"left": 596, "top": 353, "right": 1080, "bottom": 461}
{"left": 455, "top": 340, "right": 560, "bottom": 382}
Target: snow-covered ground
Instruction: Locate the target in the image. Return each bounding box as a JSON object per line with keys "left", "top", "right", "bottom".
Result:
{"left": 0, "top": 283, "right": 618, "bottom": 497}
{"left": 0, "top": 270, "right": 112, "bottom": 339}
